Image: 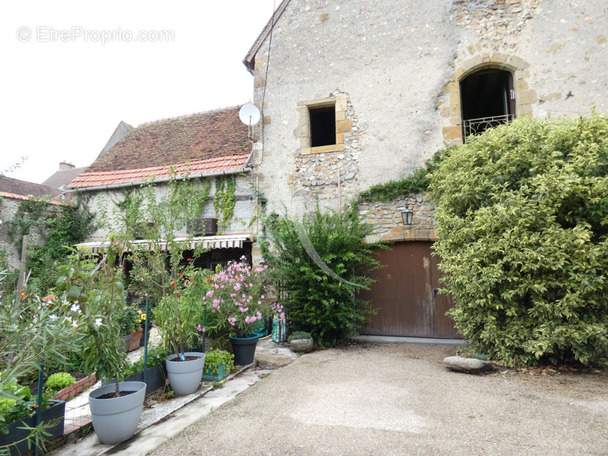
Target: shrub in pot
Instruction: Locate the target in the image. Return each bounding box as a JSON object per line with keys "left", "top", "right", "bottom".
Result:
{"left": 288, "top": 331, "right": 314, "bottom": 353}
{"left": 155, "top": 268, "right": 213, "bottom": 395}
{"left": 202, "top": 349, "right": 234, "bottom": 381}
{"left": 0, "top": 378, "right": 66, "bottom": 456}
{"left": 56, "top": 244, "right": 146, "bottom": 445}
{"left": 204, "top": 257, "right": 281, "bottom": 365}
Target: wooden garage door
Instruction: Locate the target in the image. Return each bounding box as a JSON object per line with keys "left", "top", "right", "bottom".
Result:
{"left": 360, "top": 242, "right": 460, "bottom": 338}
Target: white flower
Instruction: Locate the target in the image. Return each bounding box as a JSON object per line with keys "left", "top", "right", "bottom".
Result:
{"left": 49, "top": 315, "right": 58, "bottom": 321}
{"left": 70, "top": 304, "right": 81, "bottom": 313}
{"left": 94, "top": 318, "right": 103, "bottom": 327}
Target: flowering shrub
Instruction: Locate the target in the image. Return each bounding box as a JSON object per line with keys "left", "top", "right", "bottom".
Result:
{"left": 205, "top": 257, "right": 276, "bottom": 339}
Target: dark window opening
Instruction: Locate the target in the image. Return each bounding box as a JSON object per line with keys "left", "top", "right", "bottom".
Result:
{"left": 309, "top": 106, "right": 336, "bottom": 147}
{"left": 460, "top": 69, "right": 515, "bottom": 139}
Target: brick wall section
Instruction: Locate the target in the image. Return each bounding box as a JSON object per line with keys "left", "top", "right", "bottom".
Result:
{"left": 359, "top": 193, "right": 437, "bottom": 243}
{"left": 52, "top": 373, "right": 97, "bottom": 402}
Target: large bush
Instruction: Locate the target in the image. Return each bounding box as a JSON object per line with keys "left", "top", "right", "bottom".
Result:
{"left": 261, "top": 204, "right": 381, "bottom": 345}
{"left": 431, "top": 114, "right": 608, "bottom": 367}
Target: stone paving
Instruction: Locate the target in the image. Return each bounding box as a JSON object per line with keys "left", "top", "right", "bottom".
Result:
{"left": 49, "top": 336, "right": 294, "bottom": 455}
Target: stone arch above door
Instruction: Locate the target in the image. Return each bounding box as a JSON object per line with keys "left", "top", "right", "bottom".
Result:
{"left": 439, "top": 53, "right": 537, "bottom": 146}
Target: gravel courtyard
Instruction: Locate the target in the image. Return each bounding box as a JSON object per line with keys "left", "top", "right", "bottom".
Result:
{"left": 150, "top": 343, "right": 608, "bottom": 456}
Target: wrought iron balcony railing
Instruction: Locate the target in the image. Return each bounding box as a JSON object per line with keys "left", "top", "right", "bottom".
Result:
{"left": 463, "top": 114, "right": 514, "bottom": 140}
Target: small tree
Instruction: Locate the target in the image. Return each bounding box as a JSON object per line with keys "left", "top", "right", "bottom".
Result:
{"left": 261, "top": 203, "right": 381, "bottom": 345}
{"left": 430, "top": 114, "right": 608, "bottom": 367}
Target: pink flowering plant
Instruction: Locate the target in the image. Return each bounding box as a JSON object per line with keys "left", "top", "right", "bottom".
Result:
{"left": 204, "top": 257, "right": 275, "bottom": 339}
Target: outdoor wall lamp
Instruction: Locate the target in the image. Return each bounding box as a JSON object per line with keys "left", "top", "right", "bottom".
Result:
{"left": 401, "top": 206, "right": 414, "bottom": 225}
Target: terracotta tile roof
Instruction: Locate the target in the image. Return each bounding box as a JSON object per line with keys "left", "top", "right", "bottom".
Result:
{"left": 0, "top": 176, "right": 63, "bottom": 199}
{"left": 68, "top": 106, "right": 251, "bottom": 189}
{"left": 0, "top": 191, "right": 66, "bottom": 206}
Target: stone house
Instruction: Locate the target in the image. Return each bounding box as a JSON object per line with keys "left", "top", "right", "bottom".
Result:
{"left": 66, "top": 106, "right": 257, "bottom": 270}
{"left": 242, "top": 0, "right": 608, "bottom": 338}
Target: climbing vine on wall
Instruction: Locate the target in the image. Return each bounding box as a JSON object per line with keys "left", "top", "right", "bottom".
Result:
{"left": 213, "top": 176, "right": 236, "bottom": 230}
{"left": 5, "top": 196, "right": 95, "bottom": 294}
{"left": 358, "top": 148, "right": 451, "bottom": 203}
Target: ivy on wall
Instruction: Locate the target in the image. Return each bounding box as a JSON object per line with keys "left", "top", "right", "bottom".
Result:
{"left": 4, "top": 196, "right": 95, "bottom": 293}
{"left": 213, "top": 176, "right": 236, "bottom": 230}
{"left": 358, "top": 148, "right": 450, "bottom": 203}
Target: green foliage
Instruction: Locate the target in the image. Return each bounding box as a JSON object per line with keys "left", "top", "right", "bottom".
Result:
{"left": 55, "top": 244, "right": 128, "bottom": 395}
{"left": 4, "top": 197, "right": 95, "bottom": 295}
{"left": 430, "top": 114, "right": 608, "bottom": 367}
{"left": 287, "top": 331, "right": 312, "bottom": 342}
{"left": 123, "top": 347, "right": 169, "bottom": 378}
{"left": 213, "top": 175, "right": 236, "bottom": 230}
{"left": 359, "top": 150, "right": 449, "bottom": 202}
{"left": 203, "top": 349, "right": 234, "bottom": 376}
{"left": 45, "top": 372, "right": 76, "bottom": 393}
{"left": 118, "top": 305, "right": 141, "bottom": 334}
{"left": 154, "top": 268, "right": 213, "bottom": 355}
{"left": 261, "top": 203, "right": 382, "bottom": 346}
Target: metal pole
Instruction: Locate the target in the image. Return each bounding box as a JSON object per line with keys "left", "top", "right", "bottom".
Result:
{"left": 142, "top": 296, "right": 150, "bottom": 387}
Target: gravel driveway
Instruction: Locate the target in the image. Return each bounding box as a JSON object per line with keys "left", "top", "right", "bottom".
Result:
{"left": 150, "top": 343, "right": 608, "bottom": 456}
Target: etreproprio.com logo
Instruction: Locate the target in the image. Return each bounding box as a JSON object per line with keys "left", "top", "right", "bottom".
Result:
{"left": 16, "top": 26, "right": 175, "bottom": 45}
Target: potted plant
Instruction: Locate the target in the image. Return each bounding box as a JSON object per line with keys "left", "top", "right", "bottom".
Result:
{"left": 0, "top": 285, "right": 83, "bottom": 455}
{"left": 119, "top": 304, "right": 143, "bottom": 352}
{"left": 202, "top": 349, "right": 234, "bottom": 382}
{"left": 56, "top": 244, "right": 146, "bottom": 445}
{"left": 205, "top": 257, "right": 276, "bottom": 365}
{"left": 287, "top": 331, "right": 314, "bottom": 353}
{"left": 123, "top": 347, "right": 170, "bottom": 396}
{"left": 155, "top": 268, "right": 212, "bottom": 396}
{"left": 0, "top": 378, "right": 66, "bottom": 456}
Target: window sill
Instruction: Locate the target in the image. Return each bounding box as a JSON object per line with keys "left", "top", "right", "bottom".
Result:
{"left": 301, "top": 144, "right": 345, "bottom": 155}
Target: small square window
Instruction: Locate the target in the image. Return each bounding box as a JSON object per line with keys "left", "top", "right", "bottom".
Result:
{"left": 309, "top": 106, "right": 336, "bottom": 147}
{"left": 298, "top": 95, "right": 348, "bottom": 155}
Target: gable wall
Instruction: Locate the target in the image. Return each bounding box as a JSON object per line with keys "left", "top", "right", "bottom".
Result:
{"left": 250, "top": 0, "right": 608, "bottom": 224}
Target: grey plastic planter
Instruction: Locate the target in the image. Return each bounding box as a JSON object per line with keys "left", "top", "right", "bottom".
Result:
{"left": 165, "top": 352, "right": 205, "bottom": 396}
{"left": 88, "top": 381, "right": 146, "bottom": 445}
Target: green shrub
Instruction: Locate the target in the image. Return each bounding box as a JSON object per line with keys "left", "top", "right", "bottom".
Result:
{"left": 45, "top": 372, "right": 76, "bottom": 393}
{"left": 261, "top": 203, "right": 382, "bottom": 346}
{"left": 204, "top": 349, "right": 234, "bottom": 376}
{"left": 430, "top": 114, "right": 608, "bottom": 367}
{"left": 288, "top": 331, "right": 312, "bottom": 341}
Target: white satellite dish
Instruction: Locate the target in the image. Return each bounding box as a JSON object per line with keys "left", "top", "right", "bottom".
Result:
{"left": 239, "top": 104, "right": 261, "bottom": 127}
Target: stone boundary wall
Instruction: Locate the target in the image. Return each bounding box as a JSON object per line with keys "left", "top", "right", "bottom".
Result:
{"left": 359, "top": 193, "right": 436, "bottom": 243}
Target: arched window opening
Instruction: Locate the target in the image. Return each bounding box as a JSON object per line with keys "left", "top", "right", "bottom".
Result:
{"left": 460, "top": 69, "right": 515, "bottom": 140}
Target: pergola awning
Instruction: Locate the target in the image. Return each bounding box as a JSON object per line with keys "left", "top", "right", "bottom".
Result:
{"left": 76, "top": 233, "right": 252, "bottom": 254}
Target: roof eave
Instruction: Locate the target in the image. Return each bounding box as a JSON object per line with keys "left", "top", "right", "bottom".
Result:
{"left": 67, "top": 167, "right": 252, "bottom": 193}
{"left": 243, "top": 0, "right": 291, "bottom": 74}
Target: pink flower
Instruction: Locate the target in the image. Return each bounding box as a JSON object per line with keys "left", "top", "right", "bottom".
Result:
{"left": 228, "top": 317, "right": 236, "bottom": 326}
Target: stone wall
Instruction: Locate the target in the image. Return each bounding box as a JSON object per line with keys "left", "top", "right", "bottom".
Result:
{"left": 84, "top": 175, "right": 254, "bottom": 241}
{"left": 0, "top": 196, "right": 66, "bottom": 269}
{"left": 359, "top": 194, "right": 437, "bottom": 244}
{"left": 249, "top": 0, "right": 608, "bottom": 229}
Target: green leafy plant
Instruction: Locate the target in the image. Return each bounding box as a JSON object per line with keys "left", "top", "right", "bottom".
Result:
{"left": 203, "top": 349, "right": 234, "bottom": 376}
{"left": 45, "top": 373, "right": 76, "bottom": 394}
{"left": 359, "top": 149, "right": 450, "bottom": 202}
{"left": 123, "top": 347, "right": 170, "bottom": 378}
{"left": 55, "top": 242, "right": 129, "bottom": 397}
{"left": 119, "top": 305, "right": 141, "bottom": 335}
{"left": 287, "top": 331, "right": 312, "bottom": 342}
{"left": 261, "top": 203, "right": 382, "bottom": 346}
{"left": 154, "top": 267, "right": 213, "bottom": 356}
{"left": 430, "top": 113, "right": 608, "bottom": 367}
